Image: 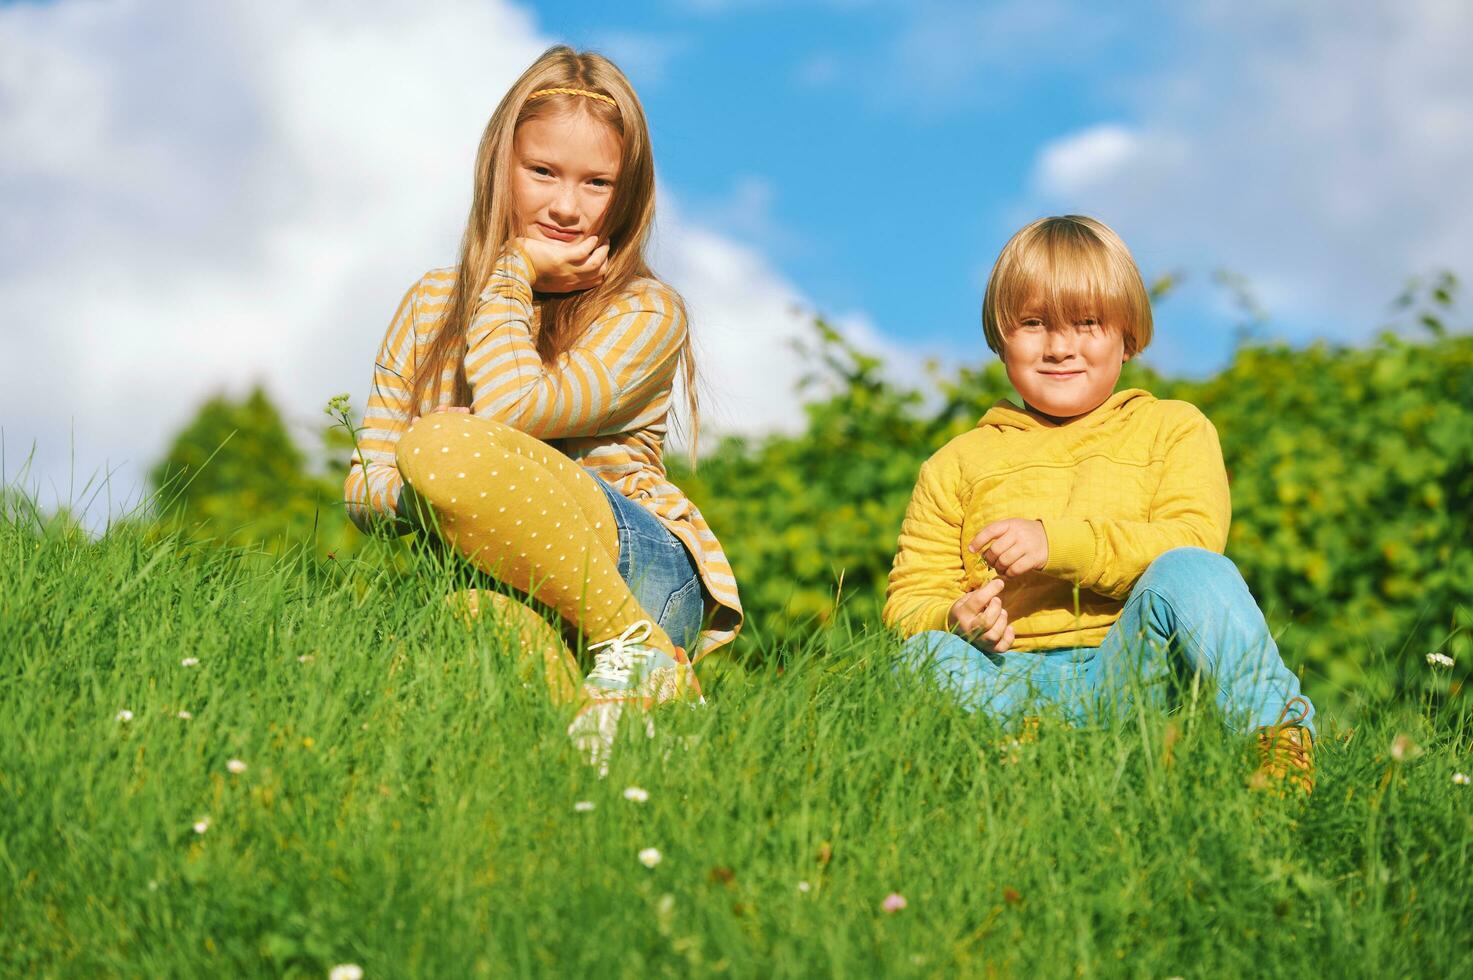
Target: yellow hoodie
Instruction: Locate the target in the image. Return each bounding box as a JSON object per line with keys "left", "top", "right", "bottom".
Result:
{"left": 884, "top": 388, "right": 1231, "bottom": 650}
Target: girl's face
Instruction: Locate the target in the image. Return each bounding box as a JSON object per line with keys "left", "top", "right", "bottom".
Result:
{"left": 1001, "top": 306, "right": 1130, "bottom": 423}
{"left": 510, "top": 109, "right": 622, "bottom": 244}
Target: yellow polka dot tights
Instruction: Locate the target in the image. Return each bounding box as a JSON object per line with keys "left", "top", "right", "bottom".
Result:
{"left": 395, "top": 414, "right": 680, "bottom": 658}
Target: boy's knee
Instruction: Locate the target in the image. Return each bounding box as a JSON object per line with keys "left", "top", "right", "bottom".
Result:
{"left": 1142, "top": 547, "right": 1240, "bottom": 588}
{"left": 901, "top": 630, "right": 983, "bottom": 672}
{"left": 901, "top": 630, "right": 954, "bottom": 659}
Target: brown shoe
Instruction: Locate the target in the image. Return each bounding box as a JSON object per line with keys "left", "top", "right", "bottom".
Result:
{"left": 1251, "top": 696, "right": 1316, "bottom": 796}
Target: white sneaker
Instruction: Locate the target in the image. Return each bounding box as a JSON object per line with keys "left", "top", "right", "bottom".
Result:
{"left": 566, "top": 620, "right": 701, "bottom": 773}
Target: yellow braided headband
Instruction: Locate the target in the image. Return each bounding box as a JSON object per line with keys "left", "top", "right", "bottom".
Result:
{"left": 527, "top": 87, "right": 617, "bottom": 108}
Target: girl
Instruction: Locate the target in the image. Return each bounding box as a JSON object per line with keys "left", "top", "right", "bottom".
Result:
{"left": 344, "top": 46, "right": 742, "bottom": 760}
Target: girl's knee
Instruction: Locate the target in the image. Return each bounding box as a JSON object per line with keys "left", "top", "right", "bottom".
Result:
{"left": 395, "top": 415, "right": 490, "bottom": 503}
{"left": 396, "top": 420, "right": 448, "bottom": 488}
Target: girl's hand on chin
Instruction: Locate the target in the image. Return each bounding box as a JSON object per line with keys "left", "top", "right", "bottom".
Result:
{"left": 518, "top": 235, "right": 610, "bottom": 293}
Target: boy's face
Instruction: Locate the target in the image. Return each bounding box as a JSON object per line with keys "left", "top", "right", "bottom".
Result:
{"left": 1000, "top": 308, "right": 1130, "bottom": 422}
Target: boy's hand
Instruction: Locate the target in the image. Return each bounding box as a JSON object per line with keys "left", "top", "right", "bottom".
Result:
{"left": 970, "top": 518, "right": 1049, "bottom": 578}
{"left": 517, "top": 235, "right": 609, "bottom": 293}
{"left": 948, "top": 578, "right": 1015, "bottom": 652}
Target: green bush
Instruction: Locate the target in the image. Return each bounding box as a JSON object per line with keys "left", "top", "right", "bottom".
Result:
{"left": 681, "top": 300, "right": 1472, "bottom": 702}
{"left": 146, "top": 289, "right": 1471, "bottom": 702}
{"left": 148, "top": 386, "right": 360, "bottom": 556}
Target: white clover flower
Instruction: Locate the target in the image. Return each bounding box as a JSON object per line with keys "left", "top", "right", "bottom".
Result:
{"left": 1389, "top": 734, "right": 1422, "bottom": 762}
{"left": 622, "top": 786, "right": 649, "bottom": 803}
{"left": 797, "top": 880, "right": 812, "bottom": 893}
{"left": 1427, "top": 651, "right": 1455, "bottom": 668}
{"left": 177, "top": 710, "right": 193, "bottom": 720}
{"left": 328, "top": 965, "right": 363, "bottom": 980}
{"left": 638, "top": 847, "right": 662, "bottom": 868}
{"left": 226, "top": 758, "right": 248, "bottom": 774}
{"left": 180, "top": 657, "right": 200, "bottom": 667}
{"left": 116, "top": 709, "right": 134, "bottom": 723}
{"left": 1454, "top": 772, "right": 1470, "bottom": 786}
{"left": 298, "top": 654, "right": 315, "bottom": 664}
{"left": 573, "top": 800, "right": 595, "bottom": 813}
{"left": 192, "top": 817, "right": 210, "bottom": 835}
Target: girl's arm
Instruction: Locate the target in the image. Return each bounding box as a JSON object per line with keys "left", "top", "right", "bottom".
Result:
{"left": 464, "top": 248, "right": 683, "bottom": 439}
{"left": 884, "top": 452, "right": 969, "bottom": 636}
{"left": 1040, "top": 407, "right": 1231, "bottom": 598}
{"left": 344, "top": 278, "right": 421, "bottom": 536}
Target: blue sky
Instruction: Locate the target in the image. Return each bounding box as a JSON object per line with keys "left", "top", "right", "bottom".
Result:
{"left": 524, "top": 0, "right": 1472, "bottom": 375}
{"left": 2, "top": 0, "right": 1470, "bottom": 517}
{"left": 537, "top": 0, "right": 1190, "bottom": 364}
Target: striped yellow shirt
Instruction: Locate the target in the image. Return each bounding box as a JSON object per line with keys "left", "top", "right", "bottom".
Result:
{"left": 344, "top": 249, "right": 743, "bottom": 656}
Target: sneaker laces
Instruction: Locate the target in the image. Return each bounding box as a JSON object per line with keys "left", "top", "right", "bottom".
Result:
{"left": 1261, "top": 695, "right": 1313, "bottom": 772}
{"left": 587, "top": 620, "right": 656, "bottom": 685}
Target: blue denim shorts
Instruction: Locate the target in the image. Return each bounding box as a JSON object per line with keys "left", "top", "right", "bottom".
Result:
{"left": 594, "top": 479, "right": 704, "bottom": 652}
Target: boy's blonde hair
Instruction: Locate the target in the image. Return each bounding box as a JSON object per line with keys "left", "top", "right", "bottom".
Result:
{"left": 982, "top": 215, "right": 1153, "bottom": 356}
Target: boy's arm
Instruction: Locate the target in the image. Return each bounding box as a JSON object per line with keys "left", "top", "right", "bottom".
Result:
{"left": 1040, "top": 410, "right": 1231, "bottom": 599}
{"left": 884, "top": 454, "right": 968, "bottom": 636}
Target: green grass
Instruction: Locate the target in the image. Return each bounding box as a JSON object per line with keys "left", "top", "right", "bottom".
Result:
{"left": 2, "top": 511, "right": 1470, "bottom": 978}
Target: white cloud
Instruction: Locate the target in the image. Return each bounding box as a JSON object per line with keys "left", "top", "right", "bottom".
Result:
{"left": 1034, "top": 124, "right": 1142, "bottom": 197}
{"left": 652, "top": 207, "right": 918, "bottom": 440}
{"left": 0, "top": 0, "right": 870, "bottom": 522}
{"left": 681, "top": 175, "right": 810, "bottom": 260}
{"left": 1026, "top": 1, "right": 1473, "bottom": 337}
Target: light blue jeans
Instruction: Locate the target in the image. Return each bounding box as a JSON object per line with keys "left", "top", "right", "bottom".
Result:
{"left": 901, "top": 548, "right": 1315, "bottom": 734}
{"left": 594, "top": 479, "right": 704, "bottom": 653}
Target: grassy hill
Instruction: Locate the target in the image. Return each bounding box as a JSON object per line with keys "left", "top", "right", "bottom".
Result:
{"left": 2, "top": 510, "right": 1469, "bottom": 977}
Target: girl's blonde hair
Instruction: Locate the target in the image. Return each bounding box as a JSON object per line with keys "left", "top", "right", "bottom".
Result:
{"left": 982, "top": 215, "right": 1153, "bottom": 357}
{"left": 409, "top": 45, "right": 699, "bottom": 453}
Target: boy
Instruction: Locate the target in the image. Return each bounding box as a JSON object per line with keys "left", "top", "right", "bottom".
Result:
{"left": 883, "top": 215, "right": 1316, "bottom": 794}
